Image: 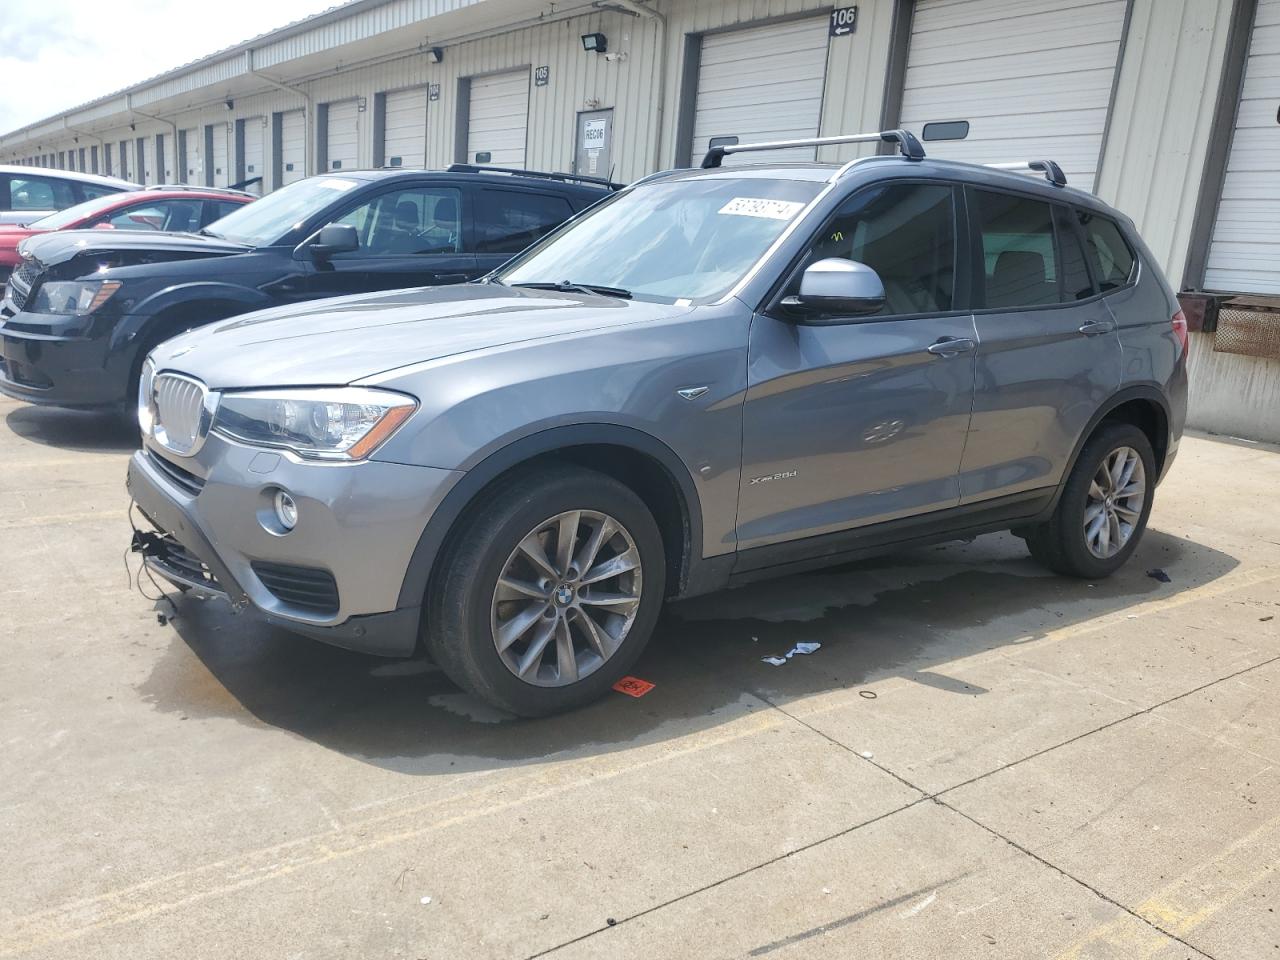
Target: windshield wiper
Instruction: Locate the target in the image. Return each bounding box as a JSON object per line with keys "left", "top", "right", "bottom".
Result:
{"left": 197, "top": 227, "right": 222, "bottom": 239}
{"left": 511, "top": 280, "right": 632, "bottom": 299}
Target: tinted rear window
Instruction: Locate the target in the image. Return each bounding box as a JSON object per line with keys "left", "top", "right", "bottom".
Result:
{"left": 1076, "top": 210, "right": 1136, "bottom": 291}
{"left": 475, "top": 189, "right": 575, "bottom": 254}
{"left": 971, "top": 189, "right": 1068, "bottom": 309}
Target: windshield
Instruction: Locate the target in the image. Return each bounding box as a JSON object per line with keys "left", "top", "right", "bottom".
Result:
{"left": 203, "top": 176, "right": 360, "bottom": 246}
{"left": 29, "top": 193, "right": 130, "bottom": 230}
{"left": 496, "top": 176, "right": 824, "bottom": 303}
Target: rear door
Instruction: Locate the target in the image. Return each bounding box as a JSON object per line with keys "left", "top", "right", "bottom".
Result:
{"left": 737, "top": 181, "right": 978, "bottom": 550}
{"left": 298, "top": 182, "right": 477, "bottom": 299}
{"left": 472, "top": 186, "right": 577, "bottom": 275}
{"left": 959, "top": 187, "right": 1120, "bottom": 502}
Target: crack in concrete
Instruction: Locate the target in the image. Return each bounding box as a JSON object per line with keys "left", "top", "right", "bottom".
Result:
{"left": 531, "top": 653, "right": 1280, "bottom": 959}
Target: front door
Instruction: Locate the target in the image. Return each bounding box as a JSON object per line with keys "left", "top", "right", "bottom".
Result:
{"left": 302, "top": 183, "right": 479, "bottom": 299}
{"left": 958, "top": 188, "right": 1123, "bottom": 502}
{"left": 737, "top": 182, "right": 977, "bottom": 550}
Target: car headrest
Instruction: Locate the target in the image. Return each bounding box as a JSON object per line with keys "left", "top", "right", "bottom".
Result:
{"left": 994, "top": 250, "right": 1046, "bottom": 286}
{"left": 393, "top": 201, "right": 419, "bottom": 230}
{"left": 433, "top": 195, "right": 457, "bottom": 223}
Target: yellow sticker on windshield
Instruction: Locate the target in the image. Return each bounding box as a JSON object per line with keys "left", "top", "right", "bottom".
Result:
{"left": 718, "top": 197, "right": 806, "bottom": 220}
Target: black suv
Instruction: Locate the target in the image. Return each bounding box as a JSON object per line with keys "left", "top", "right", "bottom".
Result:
{"left": 0, "top": 166, "right": 615, "bottom": 409}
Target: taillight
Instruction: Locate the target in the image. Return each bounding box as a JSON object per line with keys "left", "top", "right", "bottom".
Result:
{"left": 1171, "top": 309, "right": 1189, "bottom": 356}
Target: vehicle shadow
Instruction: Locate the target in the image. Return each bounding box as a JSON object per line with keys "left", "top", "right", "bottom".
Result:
{"left": 138, "top": 525, "right": 1237, "bottom": 775}
{"left": 4, "top": 403, "right": 137, "bottom": 453}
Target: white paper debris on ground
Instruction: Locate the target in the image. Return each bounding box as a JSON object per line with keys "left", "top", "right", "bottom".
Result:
{"left": 420, "top": 896, "right": 432, "bottom": 905}
{"left": 761, "top": 641, "right": 822, "bottom": 666}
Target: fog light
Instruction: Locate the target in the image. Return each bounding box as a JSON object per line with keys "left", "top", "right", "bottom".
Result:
{"left": 274, "top": 490, "right": 298, "bottom": 530}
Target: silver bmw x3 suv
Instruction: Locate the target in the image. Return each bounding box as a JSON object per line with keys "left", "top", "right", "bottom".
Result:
{"left": 129, "top": 132, "right": 1188, "bottom": 715}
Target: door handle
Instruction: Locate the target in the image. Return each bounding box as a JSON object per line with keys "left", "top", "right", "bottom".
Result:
{"left": 1078, "top": 319, "right": 1116, "bottom": 336}
{"left": 927, "top": 337, "right": 976, "bottom": 357}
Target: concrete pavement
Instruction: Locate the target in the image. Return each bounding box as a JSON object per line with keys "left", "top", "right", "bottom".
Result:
{"left": 1, "top": 394, "right": 1277, "bottom": 959}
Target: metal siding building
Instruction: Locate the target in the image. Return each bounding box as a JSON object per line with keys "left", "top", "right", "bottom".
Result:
{"left": 1, "top": 0, "right": 1277, "bottom": 440}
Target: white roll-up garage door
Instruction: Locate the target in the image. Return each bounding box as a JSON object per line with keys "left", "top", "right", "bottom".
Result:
{"left": 1204, "top": 0, "right": 1280, "bottom": 294}
{"left": 690, "top": 17, "right": 830, "bottom": 166}
{"left": 280, "top": 110, "right": 306, "bottom": 187}
{"left": 180, "top": 128, "right": 201, "bottom": 184}
{"left": 326, "top": 100, "right": 360, "bottom": 172}
{"left": 384, "top": 87, "right": 428, "bottom": 168}
{"left": 144, "top": 138, "right": 156, "bottom": 183}
{"left": 212, "top": 126, "right": 230, "bottom": 187}
{"left": 899, "top": 0, "right": 1128, "bottom": 194}
{"left": 242, "top": 117, "right": 266, "bottom": 194}
{"left": 467, "top": 70, "right": 529, "bottom": 167}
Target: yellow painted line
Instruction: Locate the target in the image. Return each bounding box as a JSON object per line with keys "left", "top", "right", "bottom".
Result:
{"left": 1051, "top": 809, "right": 1280, "bottom": 959}
{"left": 0, "top": 703, "right": 798, "bottom": 955}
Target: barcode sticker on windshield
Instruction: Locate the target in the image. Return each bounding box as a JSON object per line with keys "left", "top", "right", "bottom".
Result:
{"left": 718, "top": 197, "right": 806, "bottom": 220}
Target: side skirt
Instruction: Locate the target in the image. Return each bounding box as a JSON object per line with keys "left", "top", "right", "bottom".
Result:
{"left": 723, "top": 489, "right": 1055, "bottom": 587}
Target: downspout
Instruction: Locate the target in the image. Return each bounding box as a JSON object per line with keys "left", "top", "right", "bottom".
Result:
{"left": 246, "top": 48, "right": 315, "bottom": 177}
{"left": 597, "top": 0, "right": 667, "bottom": 175}
{"left": 126, "top": 92, "right": 179, "bottom": 182}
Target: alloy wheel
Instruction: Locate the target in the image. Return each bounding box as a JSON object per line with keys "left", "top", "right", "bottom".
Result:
{"left": 490, "top": 510, "right": 643, "bottom": 687}
{"left": 1083, "top": 446, "right": 1146, "bottom": 559}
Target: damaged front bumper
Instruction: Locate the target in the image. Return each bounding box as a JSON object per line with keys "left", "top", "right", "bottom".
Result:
{"left": 126, "top": 446, "right": 433, "bottom": 657}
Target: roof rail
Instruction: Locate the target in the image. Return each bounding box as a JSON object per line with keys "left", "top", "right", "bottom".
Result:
{"left": 985, "top": 160, "right": 1068, "bottom": 187}
{"left": 700, "top": 129, "right": 925, "bottom": 169}
{"left": 445, "top": 164, "right": 624, "bottom": 190}
{"left": 144, "top": 183, "right": 252, "bottom": 196}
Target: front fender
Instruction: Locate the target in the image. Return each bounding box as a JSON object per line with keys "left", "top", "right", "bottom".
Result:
{"left": 109, "top": 282, "right": 276, "bottom": 353}
{"left": 392, "top": 422, "right": 707, "bottom": 610}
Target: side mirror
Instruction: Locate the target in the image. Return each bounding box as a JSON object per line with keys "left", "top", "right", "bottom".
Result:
{"left": 783, "top": 258, "right": 886, "bottom": 322}
{"left": 306, "top": 223, "right": 359, "bottom": 259}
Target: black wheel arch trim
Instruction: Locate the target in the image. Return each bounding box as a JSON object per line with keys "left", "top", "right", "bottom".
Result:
{"left": 1044, "top": 383, "right": 1173, "bottom": 517}
{"left": 110, "top": 282, "right": 274, "bottom": 354}
{"left": 394, "top": 423, "right": 707, "bottom": 610}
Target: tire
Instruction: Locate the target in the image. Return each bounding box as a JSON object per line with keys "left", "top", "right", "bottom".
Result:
{"left": 1024, "top": 422, "right": 1156, "bottom": 579}
{"left": 427, "top": 464, "right": 667, "bottom": 717}
{"left": 1024, "top": 427, "right": 1157, "bottom": 578}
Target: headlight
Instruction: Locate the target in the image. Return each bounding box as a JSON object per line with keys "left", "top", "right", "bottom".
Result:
{"left": 212, "top": 387, "right": 417, "bottom": 461}
{"left": 28, "top": 280, "right": 122, "bottom": 315}
{"left": 137, "top": 358, "right": 156, "bottom": 436}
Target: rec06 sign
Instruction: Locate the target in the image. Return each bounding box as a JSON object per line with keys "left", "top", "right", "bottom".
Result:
{"left": 830, "top": 5, "right": 858, "bottom": 36}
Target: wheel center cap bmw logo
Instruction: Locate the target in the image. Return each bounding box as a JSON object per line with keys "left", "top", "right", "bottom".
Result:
{"left": 554, "top": 584, "right": 575, "bottom": 606}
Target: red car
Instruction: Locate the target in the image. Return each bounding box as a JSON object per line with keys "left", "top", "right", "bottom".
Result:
{"left": 0, "top": 187, "right": 253, "bottom": 282}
